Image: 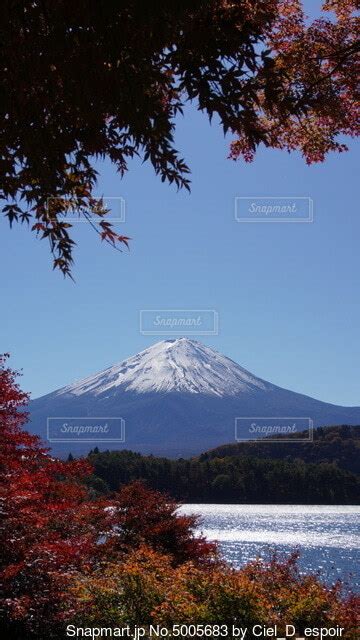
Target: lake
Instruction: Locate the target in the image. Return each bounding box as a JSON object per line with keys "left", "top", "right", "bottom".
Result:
{"left": 180, "top": 504, "right": 360, "bottom": 592}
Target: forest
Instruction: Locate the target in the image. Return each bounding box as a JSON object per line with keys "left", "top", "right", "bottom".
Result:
{"left": 86, "top": 426, "right": 360, "bottom": 504}
{"left": 202, "top": 426, "right": 360, "bottom": 472}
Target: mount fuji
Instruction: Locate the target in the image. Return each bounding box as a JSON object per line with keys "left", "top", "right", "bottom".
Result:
{"left": 29, "top": 338, "right": 360, "bottom": 457}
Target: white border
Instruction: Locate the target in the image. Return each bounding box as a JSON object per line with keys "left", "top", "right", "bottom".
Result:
{"left": 234, "top": 197, "right": 313, "bottom": 223}
{"left": 47, "top": 417, "right": 126, "bottom": 443}
{"left": 46, "top": 196, "right": 126, "bottom": 223}
{"left": 139, "top": 309, "right": 219, "bottom": 336}
{"left": 235, "top": 417, "right": 314, "bottom": 443}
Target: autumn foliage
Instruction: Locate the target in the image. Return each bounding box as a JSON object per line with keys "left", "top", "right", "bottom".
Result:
{"left": 230, "top": 0, "right": 360, "bottom": 164}
{"left": 0, "top": 355, "right": 103, "bottom": 637}
{"left": 0, "top": 355, "right": 213, "bottom": 638}
{"left": 70, "top": 550, "right": 360, "bottom": 638}
{"left": 1, "top": 1, "right": 359, "bottom": 274}
{"left": 1, "top": 355, "right": 359, "bottom": 639}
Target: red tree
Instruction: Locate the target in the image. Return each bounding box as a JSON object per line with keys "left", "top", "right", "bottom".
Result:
{"left": 109, "top": 480, "right": 216, "bottom": 566}
{"left": 230, "top": 0, "right": 359, "bottom": 164}
{"left": 0, "top": 355, "right": 214, "bottom": 638}
{"left": 0, "top": 355, "right": 107, "bottom": 637}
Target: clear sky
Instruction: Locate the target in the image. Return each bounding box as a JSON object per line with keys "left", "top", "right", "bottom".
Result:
{"left": 1, "top": 3, "right": 359, "bottom": 406}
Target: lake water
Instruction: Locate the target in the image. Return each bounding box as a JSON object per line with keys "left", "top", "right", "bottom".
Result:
{"left": 180, "top": 504, "right": 360, "bottom": 592}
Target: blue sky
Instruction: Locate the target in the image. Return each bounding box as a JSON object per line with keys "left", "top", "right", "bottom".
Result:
{"left": 1, "top": 3, "right": 359, "bottom": 405}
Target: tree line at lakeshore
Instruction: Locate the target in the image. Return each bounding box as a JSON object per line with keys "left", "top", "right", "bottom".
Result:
{"left": 85, "top": 426, "right": 360, "bottom": 504}
{"left": 202, "top": 425, "right": 360, "bottom": 473}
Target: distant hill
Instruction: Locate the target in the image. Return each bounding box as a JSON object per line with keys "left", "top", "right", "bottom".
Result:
{"left": 200, "top": 425, "right": 360, "bottom": 474}
{"left": 86, "top": 425, "right": 360, "bottom": 504}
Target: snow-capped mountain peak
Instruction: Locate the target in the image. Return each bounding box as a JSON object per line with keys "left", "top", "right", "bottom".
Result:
{"left": 57, "top": 338, "right": 270, "bottom": 398}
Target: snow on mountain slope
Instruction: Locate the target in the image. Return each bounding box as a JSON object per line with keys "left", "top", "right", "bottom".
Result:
{"left": 56, "top": 338, "right": 271, "bottom": 398}
{"left": 29, "top": 338, "right": 360, "bottom": 457}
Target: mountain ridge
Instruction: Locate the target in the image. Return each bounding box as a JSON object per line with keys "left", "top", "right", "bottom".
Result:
{"left": 29, "top": 338, "right": 360, "bottom": 458}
